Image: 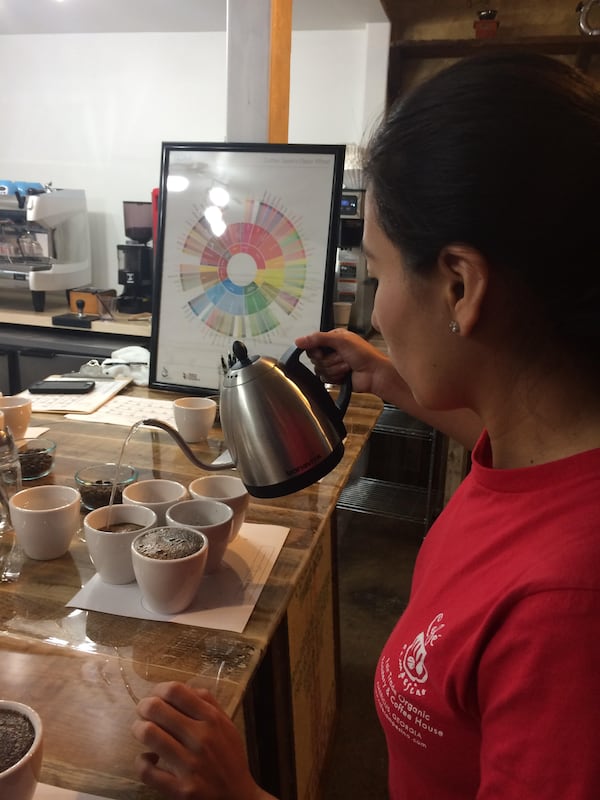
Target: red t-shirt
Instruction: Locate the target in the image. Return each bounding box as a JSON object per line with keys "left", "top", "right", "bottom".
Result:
{"left": 375, "top": 433, "right": 600, "bottom": 799}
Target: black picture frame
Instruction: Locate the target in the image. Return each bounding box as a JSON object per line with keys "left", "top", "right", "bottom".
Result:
{"left": 149, "top": 141, "right": 345, "bottom": 394}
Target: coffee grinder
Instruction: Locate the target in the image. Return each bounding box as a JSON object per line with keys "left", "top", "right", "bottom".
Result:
{"left": 335, "top": 188, "right": 375, "bottom": 336}
{"left": 117, "top": 201, "right": 153, "bottom": 314}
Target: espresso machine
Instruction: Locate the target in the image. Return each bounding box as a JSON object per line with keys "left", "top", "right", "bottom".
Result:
{"left": 116, "top": 201, "right": 153, "bottom": 314}
{"left": 335, "top": 187, "right": 375, "bottom": 336}
{"left": 0, "top": 181, "right": 91, "bottom": 311}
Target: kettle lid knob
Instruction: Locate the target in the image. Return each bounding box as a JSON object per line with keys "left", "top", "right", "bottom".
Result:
{"left": 232, "top": 340, "right": 252, "bottom": 367}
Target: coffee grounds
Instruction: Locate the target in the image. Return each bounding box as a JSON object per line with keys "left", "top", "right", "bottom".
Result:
{"left": 134, "top": 527, "right": 203, "bottom": 560}
{"left": 0, "top": 709, "right": 35, "bottom": 772}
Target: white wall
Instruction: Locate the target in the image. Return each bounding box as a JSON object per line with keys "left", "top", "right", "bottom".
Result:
{"left": 289, "top": 24, "right": 389, "bottom": 145}
{"left": 0, "top": 25, "right": 389, "bottom": 291}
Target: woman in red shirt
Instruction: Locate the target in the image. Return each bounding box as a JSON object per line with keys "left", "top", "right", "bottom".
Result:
{"left": 132, "top": 51, "right": 600, "bottom": 799}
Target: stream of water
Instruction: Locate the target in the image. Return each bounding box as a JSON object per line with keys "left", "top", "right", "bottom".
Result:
{"left": 107, "top": 420, "right": 147, "bottom": 515}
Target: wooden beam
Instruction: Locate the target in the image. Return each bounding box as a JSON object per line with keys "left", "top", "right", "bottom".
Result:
{"left": 268, "top": 0, "right": 293, "bottom": 143}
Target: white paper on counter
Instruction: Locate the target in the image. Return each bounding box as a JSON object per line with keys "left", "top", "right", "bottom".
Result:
{"left": 25, "top": 426, "right": 50, "bottom": 437}
{"left": 65, "top": 394, "right": 176, "bottom": 427}
{"left": 35, "top": 784, "right": 107, "bottom": 799}
{"left": 21, "top": 376, "right": 132, "bottom": 414}
{"left": 67, "top": 523, "right": 289, "bottom": 633}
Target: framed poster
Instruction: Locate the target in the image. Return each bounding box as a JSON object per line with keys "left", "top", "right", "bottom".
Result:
{"left": 149, "top": 142, "right": 346, "bottom": 394}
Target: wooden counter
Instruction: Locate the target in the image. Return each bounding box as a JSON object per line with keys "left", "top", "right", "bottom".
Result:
{"left": 0, "top": 384, "right": 382, "bottom": 800}
{"left": 0, "top": 290, "right": 152, "bottom": 338}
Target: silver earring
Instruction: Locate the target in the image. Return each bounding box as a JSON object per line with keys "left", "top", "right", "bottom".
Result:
{"left": 449, "top": 320, "right": 460, "bottom": 334}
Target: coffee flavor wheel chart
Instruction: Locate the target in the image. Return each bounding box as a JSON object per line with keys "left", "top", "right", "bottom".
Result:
{"left": 179, "top": 199, "right": 307, "bottom": 337}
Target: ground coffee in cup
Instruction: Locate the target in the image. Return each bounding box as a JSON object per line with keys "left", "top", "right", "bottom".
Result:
{"left": 133, "top": 526, "right": 204, "bottom": 560}
{"left": 131, "top": 526, "right": 209, "bottom": 614}
{"left": 0, "top": 708, "right": 35, "bottom": 772}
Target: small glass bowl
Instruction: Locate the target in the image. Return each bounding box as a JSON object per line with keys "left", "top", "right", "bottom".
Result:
{"left": 74, "top": 463, "right": 138, "bottom": 511}
{"left": 17, "top": 437, "right": 56, "bottom": 480}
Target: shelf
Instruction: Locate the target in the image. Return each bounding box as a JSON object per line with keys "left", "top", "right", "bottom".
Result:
{"left": 337, "top": 476, "right": 438, "bottom": 526}
{"left": 388, "top": 34, "right": 600, "bottom": 105}
{"left": 389, "top": 35, "right": 600, "bottom": 60}
{"left": 374, "top": 404, "right": 434, "bottom": 440}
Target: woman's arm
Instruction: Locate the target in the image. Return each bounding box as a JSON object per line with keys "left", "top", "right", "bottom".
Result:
{"left": 295, "top": 330, "right": 482, "bottom": 451}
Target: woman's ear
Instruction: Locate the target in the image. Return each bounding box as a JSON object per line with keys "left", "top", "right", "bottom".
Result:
{"left": 438, "top": 244, "right": 489, "bottom": 335}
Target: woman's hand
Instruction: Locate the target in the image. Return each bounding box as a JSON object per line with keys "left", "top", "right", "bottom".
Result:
{"left": 132, "top": 681, "right": 275, "bottom": 800}
{"left": 296, "top": 329, "right": 482, "bottom": 449}
{"left": 295, "top": 329, "right": 393, "bottom": 396}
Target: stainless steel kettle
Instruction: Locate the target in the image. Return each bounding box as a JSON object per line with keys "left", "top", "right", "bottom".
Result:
{"left": 219, "top": 340, "right": 351, "bottom": 497}
{"left": 142, "top": 340, "right": 351, "bottom": 498}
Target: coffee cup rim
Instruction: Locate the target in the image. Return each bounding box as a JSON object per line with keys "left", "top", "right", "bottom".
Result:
{"left": 0, "top": 397, "right": 32, "bottom": 408}
{"left": 131, "top": 526, "right": 209, "bottom": 562}
{"left": 84, "top": 504, "right": 157, "bottom": 534}
{"left": 9, "top": 484, "right": 80, "bottom": 512}
{"left": 173, "top": 397, "right": 217, "bottom": 410}
{"left": 166, "top": 498, "right": 234, "bottom": 528}
{"left": 0, "top": 700, "right": 43, "bottom": 778}
{"left": 122, "top": 478, "right": 187, "bottom": 503}
{"left": 188, "top": 475, "right": 248, "bottom": 498}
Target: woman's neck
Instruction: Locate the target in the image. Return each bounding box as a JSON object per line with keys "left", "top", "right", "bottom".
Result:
{"left": 480, "top": 360, "right": 600, "bottom": 469}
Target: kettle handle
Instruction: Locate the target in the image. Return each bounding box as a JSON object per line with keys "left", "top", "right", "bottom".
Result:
{"left": 279, "top": 345, "right": 352, "bottom": 418}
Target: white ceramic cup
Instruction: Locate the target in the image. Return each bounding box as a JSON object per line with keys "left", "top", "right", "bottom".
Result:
{"left": 0, "top": 700, "right": 43, "bottom": 800}
{"left": 131, "top": 526, "right": 209, "bottom": 614}
{"left": 333, "top": 301, "right": 352, "bottom": 328}
{"left": 173, "top": 397, "right": 217, "bottom": 443}
{"left": 84, "top": 504, "right": 158, "bottom": 584}
{"left": 166, "top": 498, "right": 234, "bottom": 573}
{"left": 188, "top": 474, "right": 249, "bottom": 541}
{"left": 122, "top": 478, "right": 188, "bottom": 526}
{"left": 9, "top": 485, "right": 81, "bottom": 560}
{"left": 0, "top": 397, "right": 32, "bottom": 440}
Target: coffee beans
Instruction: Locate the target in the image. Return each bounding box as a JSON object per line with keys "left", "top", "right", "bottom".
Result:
{"left": 17, "top": 438, "right": 56, "bottom": 480}
{"left": 75, "top": 464, "right": 138, "bottom": 511}
{"left": 0, "top": 709, "right": 34, "bottom": 772}
{"left": 19, "top": 447, "right": 54, "bottom": 480}
{"left": 79, "top": 480, "right": 123, "bottom": 510}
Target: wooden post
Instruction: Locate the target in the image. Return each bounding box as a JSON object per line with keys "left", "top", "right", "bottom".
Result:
{"left": 269, "top": 0, "right": 292, "bottom": 143}
{"left": 226, "top": 0, "right": 292, "bottom": 143}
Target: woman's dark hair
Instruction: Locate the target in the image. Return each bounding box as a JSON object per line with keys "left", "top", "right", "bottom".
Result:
{"left": 364, "top": 50, "right": 600, "bottom": 360}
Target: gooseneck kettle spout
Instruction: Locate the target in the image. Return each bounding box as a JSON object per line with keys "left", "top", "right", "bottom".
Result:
{"left": 140, "top": 418, "right": 234, "bottom": 471}
{"left": 141, "top": 339, "right": 352, "bottom": 498}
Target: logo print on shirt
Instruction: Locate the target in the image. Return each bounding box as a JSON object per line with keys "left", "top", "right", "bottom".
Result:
{"left": 399, "top": 613, "right": 445, "bottom": 695}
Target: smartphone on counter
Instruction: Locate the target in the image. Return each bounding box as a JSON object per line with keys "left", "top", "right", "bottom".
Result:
{"left": 28, "top": 380, "right": 96, "bottom": 394}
